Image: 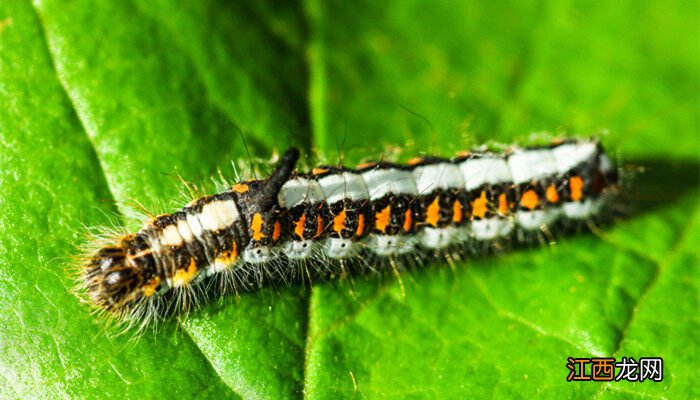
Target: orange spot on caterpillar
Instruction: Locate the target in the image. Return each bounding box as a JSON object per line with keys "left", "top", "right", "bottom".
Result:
{"left": 452, "top": 200, "right": 463, "bottom": 223}
{"left": 403, "top": 209, "right": 413, "bottom": 232}
{"left": 546, "top": 184, "right": 560, "bottom": 203}
{"left": 356, "top": 214, "right": 365, "bottom": 236}
{"left": 294, "top": 214, "right": 306, "bottom": 239}
{"left": 520, "top": 190, "right": 539, "bottom": 210}
{"left": 471, "top": 191, "right": 488, "bottom": 219}
{"left": 142, "top": 276, "right": 161, "bottom": 297}
{"left": 551, "top": 137, "right": 565, "bottom": 146}
{"left": 315, "top": 214, "right": 324, "bottom": 237}
{"left": 312, "top": 167, "right": 329, "bottom": 175}
{"left": 215, "top": 242, "right": 238, "bottom": 269}
{"left": 425, "top": 197, "right": 440, "bottom": 227}
{"left": 498, "top": 193, "right": 509, "bottom": 215}
{"left": 375, "top": 206, "right": 391, "bottom": 233}
{"left": 356, "top": 162, "right": 377, "bottom": 169}
{"left": 251, "top": 213, "right": 266, "bottom": 241}
{"left": 407, "top": 157, "right": 424, "bottom": 166}
{"left": 570, "top": 176, "right": 584, "bottom": 201}
{"left": 172, "top": 258, "right": 198, "bottom": 287}
{"left": 272, "top": 220, "right": 281, "bottom": 241}
{"left": 333, "top": 209, "right": 347, "bottom": 235}
{"left": 232, "top": 183, "right": 249, "bottom": 193}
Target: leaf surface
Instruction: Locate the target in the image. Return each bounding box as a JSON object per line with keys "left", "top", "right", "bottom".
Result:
{"left": 0, "top": 0, "right": 696, "bottom": 399}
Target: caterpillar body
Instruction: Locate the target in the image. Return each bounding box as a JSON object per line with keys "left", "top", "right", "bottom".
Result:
{"left": 82, "top": 138, "right": 618, "bottom": 325}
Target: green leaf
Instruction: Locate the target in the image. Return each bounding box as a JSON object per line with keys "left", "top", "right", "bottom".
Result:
{"left": 0, "top": 0, "right": 697, "bottom": 399}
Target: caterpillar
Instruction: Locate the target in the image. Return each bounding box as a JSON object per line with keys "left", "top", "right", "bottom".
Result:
{"left": 79, "top": 138, "right": 618, "bottom": 327}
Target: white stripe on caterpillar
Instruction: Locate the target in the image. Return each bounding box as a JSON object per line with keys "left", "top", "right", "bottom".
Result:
{"left": 460, "top": 156, "right": 512, "bottom": 190}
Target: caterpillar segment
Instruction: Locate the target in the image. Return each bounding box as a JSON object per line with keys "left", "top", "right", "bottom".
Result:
{"left": 82, "top": 139, "right": 617, "bottom": 322}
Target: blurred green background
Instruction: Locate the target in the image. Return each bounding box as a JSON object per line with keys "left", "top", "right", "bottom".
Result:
{"left": 0, "top": 0, "right": 697, "bottom": 399}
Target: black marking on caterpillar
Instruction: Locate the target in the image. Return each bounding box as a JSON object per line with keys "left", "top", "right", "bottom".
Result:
{"left": 77, "top": 138, "right": 618, "bottom": 329}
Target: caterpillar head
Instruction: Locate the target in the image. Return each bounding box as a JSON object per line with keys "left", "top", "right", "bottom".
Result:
{"left": 234, "top": 148, "right": 300, "bottom": 264}
{"left": 82, "top": 233, "right": 159, "bottom": 316}
{"left": 83, "top": 245, "right": 146, "bottom": 312}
